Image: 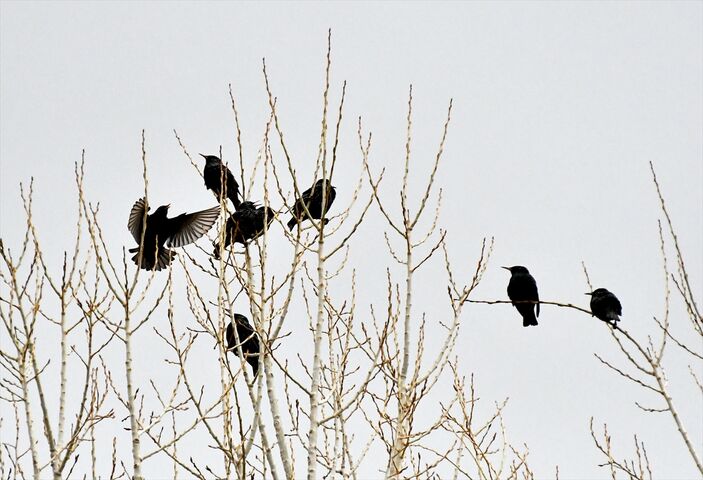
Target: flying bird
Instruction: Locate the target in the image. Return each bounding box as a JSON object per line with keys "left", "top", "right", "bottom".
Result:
{"left": 287, "top": 179, "right": 336, "bottom": 231}
{"left": 587, "top": 288, "right": 622, "bottom": 326}
{"left": 213, "top": 201, "right": 275, "bottom": 258}
{"left": 226, "top": 313, "right": 260, "bottom": 377}
{"left": 502, "top": 265, "right": 540, "bottom": 327}
{"left": 201, "top": 154, "right": 241, "bottom": 209}
{"left": 127, "top": 198, "right": 220, "bottom": 271}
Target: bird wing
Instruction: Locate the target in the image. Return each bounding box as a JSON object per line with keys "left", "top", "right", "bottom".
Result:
{"left": 297, "top": 185, "right": 315, "bottom": 210}
{"left": 326, "top": 186, "right": 336, "bottom": 207}
{"left": 165, "top": 206, "right": 221, "bottom": 248}
{"left": 242, "top": 205, "right": 273, "bottom": 238}
{"left": 127, "top": 198, "right": 149, "bottom": 243}
{"left": 316, "top": 185, "right": 336, "bottom": 214}
{"left": 507, "top": 275, "right": 540, "bottom": 316}
{"left": 226, "top": 170, "right": 240, "bottom": 197}
{"left": 262, "top": 207, "right": 275, "bottom": 226}
{"left": 234, "top": 313, "right": 254, "bottom": 331}
{"left": 529, "top": 276, "right": 540, "bottom": 317}
{"left": 226, "top": 314, "right": 256, "bottom": 349}
{"left": 236, "top": 315, "right": 259, "bottom": 353}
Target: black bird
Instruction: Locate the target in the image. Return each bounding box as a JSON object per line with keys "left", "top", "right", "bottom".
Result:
{"left": 226, "top": 313, "right": 260, "bottom": 377}
{"left": 213, "top": 201, "right": 275, "bottom": 258}
{"left": 587, "top": 288, "right": 622, "bottom": 326}
{"left": 201, "top": 154, "right": 241, "bottom": 209}
{"left": 287, "top": 179, "right": 336, "bottom": 230}
{"left": 127, "top": 198, "right": 220, "bottom": 271}
{"left": 502, "top": 265, "right": 540, "bottom": 327}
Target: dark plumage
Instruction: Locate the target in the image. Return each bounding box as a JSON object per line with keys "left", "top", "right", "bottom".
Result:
{"left": 503, "top": 265, "right": 540, "bottom": 327}
{"left": 201, "top": 154, "right": 241, "bottom": 209}
{"left": 226, "top": 313, "right": 260, "bottom": 377}
{"left": 213, "top": 201, "right": 275, "bottom": 258}
{"left": 287, "top": 179, "right": 336, "bottom": 231}
{"left": 127, "top": 198, "right": 220, "bottom": 271}
{"left": 587, "top": 288, "right": 622, "bottom": 326}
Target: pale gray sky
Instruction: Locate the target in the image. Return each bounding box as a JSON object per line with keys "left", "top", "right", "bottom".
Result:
{"left": 1, "top": 2, "right": 701, "bottom": 479}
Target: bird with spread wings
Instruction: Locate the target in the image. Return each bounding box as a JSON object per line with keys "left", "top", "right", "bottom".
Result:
{"left": 127, "top": 198, "right": 220, "bottom": 271}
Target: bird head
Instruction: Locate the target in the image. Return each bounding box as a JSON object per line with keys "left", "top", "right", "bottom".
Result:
{"left": 501, "top": 265, "right": 529, "bottom": 275}
{"left": 586, "top": 288, "right": 610, "bottom": 297}
{"left": 153, "top": 204, "right": 170, "bottom": 217}
{"left": 238, "top": 201, "right": 258, "bottom": 210}
{"left": 200, "top": 154, "right": 221, "bottom": 166}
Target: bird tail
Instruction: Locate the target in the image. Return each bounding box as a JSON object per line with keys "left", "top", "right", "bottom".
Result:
{"left": 523, "top": 312, "right": 538, "bottom": 327}
{"left": 287, "top": 217, "right": 297, "bottom": 231}
{"left": 154, "top": 248, "right": 175, "bottom": 271}
{"left": 130, "top": 247, "right": 173, "bottom": 271}
{"left": 130, "top": 249, "right": 150, "bottom": 269}
{"left": 230, "top": 192, "right": 242, "bottom": 210}
{"left": 249, "top": 358, "right": 259, "bottom": 378}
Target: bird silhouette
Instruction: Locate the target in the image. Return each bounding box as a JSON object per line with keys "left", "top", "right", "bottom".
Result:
{"left": 127, "top": 198, "right": 220, "bottom": 271}
{"left": 200, "top": 154, "right": 241, "bottom": 209}
{"left": 213, "top": 201, "right": 275, "bottom": 258}
{"left": 587, "top": 288, "right": 622, "bottom": 326}
{"left": 287, "top": 179, "right": 336, "bottom": 230}
{"left": 226, "top": 313, "right": 260, "bottom": 377}
{"left": 502, "top": 265, "right": 540, "bottom": 327}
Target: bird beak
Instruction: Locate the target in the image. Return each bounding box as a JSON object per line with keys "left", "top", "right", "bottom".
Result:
{"left": 584, "top": 292, "right": 592, "bottom": 296}
{"left": 199, "top": 153, "right": 206, "bottom": 159}
{"left": 500, "top": 266, "right": 511, "bottom": 272}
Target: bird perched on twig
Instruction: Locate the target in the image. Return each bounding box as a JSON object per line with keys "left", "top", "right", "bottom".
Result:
{"left": 200, "top": 154, "right": 241, "bottom": 209}
{"left": 213, "top": 201, "right": 275, "bottom": 258}
{"left": 226, "top": 313, "right": 260, "bottom": 377}
{"left": 587, "top": 288, "right": 622, "bottom": 326}
{"left": 502, "top": 265, "right": 540, "bottom": 327}
{"left": 127, "top": 198, "right": 220, "bottom": 271}
{"left": 287, "top": 179, "right": 336, "bottom": 230}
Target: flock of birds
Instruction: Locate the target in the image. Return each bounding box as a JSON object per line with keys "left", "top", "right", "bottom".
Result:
{"left": 126, "top": 155, "right": 623, "bottom": 378}
{"left": 127, "top": 154, "right": 336, "bottom": 376}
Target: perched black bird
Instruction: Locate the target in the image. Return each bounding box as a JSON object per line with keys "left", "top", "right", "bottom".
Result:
{"left": 502, "top": 265, "right": 540, "bottom": 327}
{"left": 201, "top": 154, "right": 241, "bottom": 209}
{"left": 587, "top": 288, "right": 622, "bottom": 326}
{"left": 213, "top": 201, "right": 275, "bottom": 258}
{"left": 127, "top": 198, "right": 220, "bottom": 271}
{"left": 226, "top": 313, "right": 260, "bottom": 377}
{"left": 287, "top": 179, "right": 336, "bottom": 231}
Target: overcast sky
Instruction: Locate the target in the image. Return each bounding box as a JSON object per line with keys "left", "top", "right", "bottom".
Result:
{"left": 1, "top": 2, "right": 702, "bottom": 478}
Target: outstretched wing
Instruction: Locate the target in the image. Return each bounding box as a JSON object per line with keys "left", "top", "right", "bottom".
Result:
{"left": 127, "top": 198, "right": 149, "bottom": 243}
{"left": 165, "top": 206, "right": 221, "bottom": 248}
